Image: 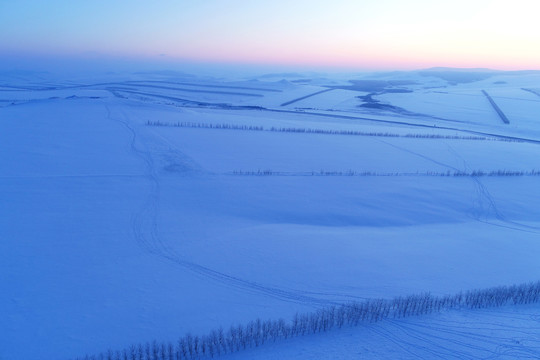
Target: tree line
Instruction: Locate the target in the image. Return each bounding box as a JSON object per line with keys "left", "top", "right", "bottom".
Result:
{"left": 145, "top": 121, "right": 517, "bottom": 142}
{"left": 73, "top": 281, "right": 540, "bottom": 360}
{"left": 230, "top": 169, "right": 540, "bottom": 177}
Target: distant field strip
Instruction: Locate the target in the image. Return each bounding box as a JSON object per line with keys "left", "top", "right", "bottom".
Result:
{"left": 0, "top": 84, "right": 53, "bottom": 91}
{"left": 7, "top": 80, "right": 283, "bottom": 93}
{"left": 123, "top": 80, "right": 283, "bottom": 92}
{"left": 482, "top": 90, "right": 510, "bottom": 124}
{"left": 229, "top": 170, "right": 540, "bottom": 177}
{"left": 118, "top": 90, "right": 540, "bottom": 143}
{"left": 116, "top": 83, "right": 264, "bottom": 97}
{"left": 146, "top": 121, "right": 514, "bottom": 142}
{"left": 73, "top": 281, "right": 540, "bottom": 360}
{"left": 109, "top": 89, "right": 217, "bottom": 106}
{"left": 268, "top": 109, "right": 540, "bottom": 144}
{"left": 108, "top": 85, "right": 263, "bottom": 97}
{"left": 280, "top": 88, "right": 335, "bottom": 106}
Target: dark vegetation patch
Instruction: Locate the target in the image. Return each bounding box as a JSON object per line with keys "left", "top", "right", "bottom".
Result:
{"left": 356, "top": 89, "right": 412, "bottom": 102}
{"left": 356, "top": 88, "right": 414, "bottom": 115}
{"left": 331, "top": 80, "right": 417, "bottom": 92}
{"left": 65, "top": 95, "right": 103, "bottom": 100}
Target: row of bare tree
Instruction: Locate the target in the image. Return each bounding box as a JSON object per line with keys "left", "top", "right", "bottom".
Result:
{"left": 75, "top": 281, "right": 540, "bottom": 360}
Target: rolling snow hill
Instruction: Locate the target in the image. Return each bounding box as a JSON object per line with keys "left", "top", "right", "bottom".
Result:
{"left": 1, "top": 69, "right": 540, "bottom": 359}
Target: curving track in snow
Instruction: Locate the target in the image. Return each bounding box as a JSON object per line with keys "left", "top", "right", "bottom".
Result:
{"left": 105, "top": 104, "right": 338, "bottom": 307}
{"left": 375, "top": 138, "right": 540, "bottom": 234}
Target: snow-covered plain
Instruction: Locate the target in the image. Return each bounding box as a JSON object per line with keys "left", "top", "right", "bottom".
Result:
{"left": 1, "top": 69, "right": 540, "bottom": 359}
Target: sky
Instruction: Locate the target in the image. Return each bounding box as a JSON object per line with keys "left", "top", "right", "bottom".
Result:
{"left": 1, "top": 0, "right": 539, "bottom": 71}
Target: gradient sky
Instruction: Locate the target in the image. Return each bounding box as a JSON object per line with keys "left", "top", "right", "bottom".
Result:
{"left": 1, "top": 0, "right": 539, "bottom": 71}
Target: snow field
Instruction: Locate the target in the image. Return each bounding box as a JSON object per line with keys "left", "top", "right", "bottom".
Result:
{"left": 1, "top": 71, "right": 540, "bottom": 359}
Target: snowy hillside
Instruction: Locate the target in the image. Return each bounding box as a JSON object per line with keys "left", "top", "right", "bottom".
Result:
{"left": 1, "top": 69, "right": 540, "bottom": 359}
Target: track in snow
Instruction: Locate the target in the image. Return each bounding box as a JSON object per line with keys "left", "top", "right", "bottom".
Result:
{"left": 375, "top": 138, "right": 540, "bottom": 234}
{"left": 106, "top": 104, "right": 338, "bottom": 307}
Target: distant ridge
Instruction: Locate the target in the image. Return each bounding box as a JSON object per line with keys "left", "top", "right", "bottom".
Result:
{"left": 417, "top": 67, "right": 540, "bottom": 84}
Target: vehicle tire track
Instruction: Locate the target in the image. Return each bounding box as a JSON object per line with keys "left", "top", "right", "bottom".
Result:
{"left": 376, "top": 138, "right": 540, "bottom": 233}
{"left": 105, "top": 104, "right": 336, "bottom": 306}
{"left": 385, "top": 317, "right": 540, "bottom": 359}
